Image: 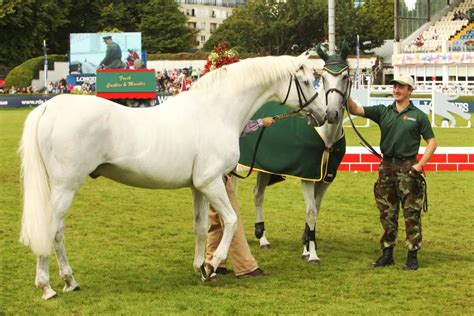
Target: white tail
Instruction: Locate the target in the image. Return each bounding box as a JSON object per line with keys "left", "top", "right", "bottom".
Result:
{"left": 19, "top": 104, "right": 54, "bottom": 256}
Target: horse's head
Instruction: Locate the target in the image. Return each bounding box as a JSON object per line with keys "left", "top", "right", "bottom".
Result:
{"left": 275, "top": 52, "right": 327, "bottom": 127}
{"left": 316, "top": 41, "right": 351, "bottom": 124}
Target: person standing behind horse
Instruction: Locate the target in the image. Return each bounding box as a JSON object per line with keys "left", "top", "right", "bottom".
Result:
{"left": 100, "top": 36, "right": 124, "bottom": 69}
{"left": 347, "top": 74, "right": 437, "bottom": 270}
{"left": 206, "top": 117, "right": 275, "bottom": 278}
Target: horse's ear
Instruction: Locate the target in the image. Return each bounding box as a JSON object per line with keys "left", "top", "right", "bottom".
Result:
{"left": 298, "top": 51, "right": 310, "bottom": 59}
{"left": 315, "top": 43, "right": 328, "bottom": 61}
{"left": 340, "top": 40, "right": 349, "bottom": 60}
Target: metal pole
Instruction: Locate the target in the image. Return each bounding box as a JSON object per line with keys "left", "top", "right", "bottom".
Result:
{"left": 356, "top": 34, "right": 360, "bottom": 89}
{"left": 43, "top": 40, "right": 48, "bottom": 91}
{"left": 328, "top": 0, "right": 336, "bottom": 54}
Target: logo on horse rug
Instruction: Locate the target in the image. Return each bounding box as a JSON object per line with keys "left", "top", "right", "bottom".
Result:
{"left": 239, "top": 101, "right": 346, "bottom": 183}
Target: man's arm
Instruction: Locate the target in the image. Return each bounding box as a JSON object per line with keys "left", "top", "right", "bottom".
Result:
{"left": 241, "top": 117, "right": 275, "bottom": 137}
{"left": 347, "top": 96, "right": 365, "bottom": 117}
{"left": 413, "top": 137, "right": 437, "bottom": 172}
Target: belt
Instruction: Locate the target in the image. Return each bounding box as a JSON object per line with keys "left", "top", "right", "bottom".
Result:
{"left": 382, "top": 156, "right": 417, "bottom": 165}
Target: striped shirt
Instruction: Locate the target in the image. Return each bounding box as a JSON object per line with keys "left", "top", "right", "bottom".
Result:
{"left": 241, "top": 119, "right": 263, "bottom": 137}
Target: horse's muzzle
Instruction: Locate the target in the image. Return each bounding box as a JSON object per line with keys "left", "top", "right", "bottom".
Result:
{"left": 306, "top": 112, "right": 326, "bottom": 127}
{"left": 327, "top": 110, "right": 339, "bottom": 124}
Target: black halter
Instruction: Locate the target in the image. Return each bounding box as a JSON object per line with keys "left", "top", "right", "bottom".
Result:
{"left": 323, "top": 66, "right": 351, "bottom": 108}
{"left": 280, "top": 75, "right": 319, "bottom": 113}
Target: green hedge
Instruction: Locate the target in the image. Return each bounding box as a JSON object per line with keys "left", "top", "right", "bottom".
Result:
{"left": 5, "top": 55, "right": 67, "bottom": 88}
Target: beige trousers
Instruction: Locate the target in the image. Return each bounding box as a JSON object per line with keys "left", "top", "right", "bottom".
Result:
{"left": 205, "top": 175, "right": 258, "bottom": 276}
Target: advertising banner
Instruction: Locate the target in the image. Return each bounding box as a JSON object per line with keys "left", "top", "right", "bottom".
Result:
{"left": 96, "top": 69, "right": 156, "bottom": 99}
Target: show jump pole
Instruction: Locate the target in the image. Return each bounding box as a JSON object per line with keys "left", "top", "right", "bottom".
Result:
{"left": 328, "top": 0, "right": 336, "bottom": 55}
{"left": 43, "top": 40, "right": 48, "bottom": 88}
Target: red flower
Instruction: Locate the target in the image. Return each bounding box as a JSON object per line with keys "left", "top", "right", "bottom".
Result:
{"left": 203, "top": 41, "right": 240, "bottom": 74}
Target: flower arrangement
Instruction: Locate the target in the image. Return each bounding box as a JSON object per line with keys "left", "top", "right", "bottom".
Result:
{"left": 203, "top": 42, "right": 240, "bottom": 74}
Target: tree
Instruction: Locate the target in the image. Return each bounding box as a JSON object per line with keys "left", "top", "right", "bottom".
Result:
{"left": 0, "top": 0, "right": 71, "bottom": 67}
{"left": 204, "top": 0, "right": 327, "bottom": 55}
{"left": 359, "top": 0, "right": 394, "bottom": 47}
{"left": 98, "top": 0, "right": 144, "bottom": 32}
{"left": 331, "top": 0, "right": 394, "bottom": 54}
{"left": 138, "top": 0, "right": 196, "bottom": 53}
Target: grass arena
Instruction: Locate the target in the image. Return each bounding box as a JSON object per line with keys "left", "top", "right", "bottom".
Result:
{"left": 1, "top": 108, "right": 473, "bottom": 314}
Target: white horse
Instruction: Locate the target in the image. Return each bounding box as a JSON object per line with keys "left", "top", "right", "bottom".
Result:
{"left": 250, "top": 44, "right": 351, "bottom": 263}
{"left": 19, "top": 53, "right": 327, "bottom": 300}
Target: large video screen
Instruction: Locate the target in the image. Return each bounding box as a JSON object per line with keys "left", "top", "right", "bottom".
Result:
{"left": 69, "top": 32, "right": 142, "bottom": 74}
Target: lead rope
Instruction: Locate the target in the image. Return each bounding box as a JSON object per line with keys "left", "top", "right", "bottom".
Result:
{"left": 343, "top": 81, "right": 382, "bottom": 160}
{"left": 420, "top": 173, "right": 428, "bottom": 212}
{"left": 230, "top": 127, "right": 267, "bottom": 179}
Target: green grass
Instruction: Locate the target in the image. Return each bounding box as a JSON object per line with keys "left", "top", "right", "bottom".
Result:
{"left": 1, "top": 109, "right": 473, "bottom": 314}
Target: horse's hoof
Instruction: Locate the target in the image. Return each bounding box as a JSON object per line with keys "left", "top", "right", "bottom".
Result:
{"left": 200, "top": 263, "right": 218, "bottom": 283}
{"left": 308, "top": 259, "right": 321, "bottom": 265}
{"left": 42, "top": 288, "right": 58, "bottom": 300}
{"left": 260, "top": 244, "right": 271, "bottom": 249}
{"left": 63, "top": 284, "right": 80, "bottom": 293}
{"left": 301, "top": 254, "right": 310, "bottom": 260}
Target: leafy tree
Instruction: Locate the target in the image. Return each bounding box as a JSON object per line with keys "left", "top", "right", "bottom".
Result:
{"left": 359, "top": 0, "right": 394, "bottom": 47}
{"left": 205, "top": 0, "right": 327, "bottom": 55}
{"left": 330, "top": 0, "right": 394, "bottom": 54}
{"left": 138, "top": 0, "right": 196, "bottom": 53}
{"left": 99, "top": 0, "right": 144, "bottom": 32}
{"left": 0, "top": 0, "right": 71, "bottom": 67}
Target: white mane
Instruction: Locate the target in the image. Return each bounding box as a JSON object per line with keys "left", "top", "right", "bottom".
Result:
{"left": 192, "top": 55, "right": 307, "bottom": 92}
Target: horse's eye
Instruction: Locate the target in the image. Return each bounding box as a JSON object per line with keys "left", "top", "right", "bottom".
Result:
{"left": 343, "top": 74, "right": 348, "bottom": 80}
{"left": 299, "top": 65, "right": 304, "bottom": 71}
{"left": 304, "top": 80, "right": 310, "bottom": 86}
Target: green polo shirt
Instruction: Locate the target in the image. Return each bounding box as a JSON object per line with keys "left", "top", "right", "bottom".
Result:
{"left": 363, "top": 101, "right": 435, "bottom": 158}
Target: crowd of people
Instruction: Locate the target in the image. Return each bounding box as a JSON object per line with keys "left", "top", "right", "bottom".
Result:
{"left": 0, "top": 67, "right": 204, "bottom": 96}
{"left": 155, "top": 67, "right": 202, "bottom": 94}
{"left": 1, "top": 77, "right": 95, "bottom": 95}
{"left": 452, "top": 8, "right": 474, "bottom": 22}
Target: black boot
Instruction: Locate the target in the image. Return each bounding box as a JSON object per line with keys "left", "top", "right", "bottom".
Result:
{"left": 372, "top": 247, "right": 394, "bottom": 268}
{"left": 402, "top": 250, "right": 419, "bottom": 270}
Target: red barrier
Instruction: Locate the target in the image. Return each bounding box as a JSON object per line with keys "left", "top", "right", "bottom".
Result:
{"left": 340, "top": 147, "right": 474, "bottom": 172}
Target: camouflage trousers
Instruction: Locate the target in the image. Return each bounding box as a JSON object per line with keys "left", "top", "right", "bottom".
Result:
{"left": 373, "top": 159, "right": 425, "bottom": 251}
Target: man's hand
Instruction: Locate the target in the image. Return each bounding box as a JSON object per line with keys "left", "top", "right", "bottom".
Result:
{"left": 411, "top": 163, "right": 423, "bottom": 173}
{"left": 262, "top": 117, "right": 275, "bottom": 128}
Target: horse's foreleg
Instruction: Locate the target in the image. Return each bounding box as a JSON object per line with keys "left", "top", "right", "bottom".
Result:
{"left": 51, "top": 187, "right": 80, "bottom": 294}
{"left": 35, "top": 256, "right": 57, "bottom": 300}
{"left": 192, "top": 189, "right": 209, "bottom": 272}
{"left": 200, "top": 177, "right": 237, "bottom": 272}
{"left": 301, "top": 181, "right": 329, "bottom": 264}
{"left": 254, "top": 172, "right": 271, "bottom": 248}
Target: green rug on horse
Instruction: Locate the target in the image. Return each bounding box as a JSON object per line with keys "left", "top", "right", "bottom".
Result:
{"left": 239, "top": 101, "right": 346, "bottom": 182}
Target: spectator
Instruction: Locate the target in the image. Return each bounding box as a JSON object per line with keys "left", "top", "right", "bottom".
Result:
{"left": 415, "top": 35, "right": 424, "bottom": 47}
{"left": 126, "top": 49, "right": 140, "bottom": 69}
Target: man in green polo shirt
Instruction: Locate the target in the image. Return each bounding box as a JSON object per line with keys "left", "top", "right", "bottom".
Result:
{"left": 347, "top": 73, "right": 437, "bottom": 270}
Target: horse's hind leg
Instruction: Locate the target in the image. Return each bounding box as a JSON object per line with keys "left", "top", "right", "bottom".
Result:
{"left": 192, "top": 189, "right": 209, "bottom": 272}
{"left": 301, "top": 181, "right": 329, "bottom": 264}
{"left": 51, "top": 186, "right": 80, "bottom": 293}
{"left": 254, "top": 172, "right": 271, "bottom": 248}
{"left": 35, "top": 186, "right": 78, "bottom": 300}
{"left": 35, "top": 255, "right": 57, "bottom": 300}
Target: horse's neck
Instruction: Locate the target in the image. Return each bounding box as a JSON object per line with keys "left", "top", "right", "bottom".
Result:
{"left": 316, "top": 113, "right": 344, "bottom": 148}
{"left": 203, "top": 86, "right": 276, "bottom": 133}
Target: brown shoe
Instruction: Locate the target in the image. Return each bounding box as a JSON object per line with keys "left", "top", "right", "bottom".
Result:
{"left": 215, "top": 267, "right": 231, "bottom": 275}
{"left": 237, "top": 268, "right": 268, "bottom": 279}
